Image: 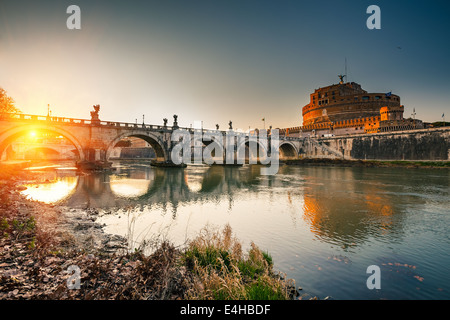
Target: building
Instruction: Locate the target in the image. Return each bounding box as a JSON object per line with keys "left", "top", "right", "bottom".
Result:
{"left": 110, "top": 137, "right": 156, "bottom": 159}
{"left": 281, "top": 77, "right": 423, "bottom": 137}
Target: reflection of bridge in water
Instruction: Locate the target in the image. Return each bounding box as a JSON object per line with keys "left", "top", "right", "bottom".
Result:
{"left": 59, "top": 163, "right": 413, "bottom": 248}
{"left": 62, "top": 164, "right": 285, "bottom": 212}
{"left": 21, "top": 162, "right": 419, "bottom": 249}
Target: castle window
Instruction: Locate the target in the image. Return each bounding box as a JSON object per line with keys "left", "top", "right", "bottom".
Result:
{"left": 362, "top": 96, "right": 370, "bottom": 101}
{"left": 375, "top": 96, "right": 381, "bottom": 100}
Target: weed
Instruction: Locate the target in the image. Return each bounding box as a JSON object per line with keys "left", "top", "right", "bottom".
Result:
{"left": 182, "top": 225, "right": 292, "bottom": 300}
{"left": 27, "top": 236, "right": 36, "bottom": 249}
{"left": 0, "top": 217, "right": 9, "bottom": 230}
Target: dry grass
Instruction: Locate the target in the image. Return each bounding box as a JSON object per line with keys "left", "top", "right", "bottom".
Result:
{"left": 182, "top": 224, "right": 295, "bottom": 300}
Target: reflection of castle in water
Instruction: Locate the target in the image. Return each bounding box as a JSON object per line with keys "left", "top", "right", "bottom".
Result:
{"left": 300, "top": 167, "right": 410, "bottom": 247}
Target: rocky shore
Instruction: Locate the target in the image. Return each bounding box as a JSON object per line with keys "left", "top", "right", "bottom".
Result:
{"left": 0, "top": 165, "right": 191, "bottom": 299}
{"left": 0, "top": 164, "right": 298, "bottom": 300}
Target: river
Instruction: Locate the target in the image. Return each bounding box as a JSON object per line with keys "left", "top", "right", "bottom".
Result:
{"left": 20, "top": 160, "right": 450, "bottom": 300}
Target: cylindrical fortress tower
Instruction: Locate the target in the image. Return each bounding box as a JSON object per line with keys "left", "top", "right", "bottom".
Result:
{"left": 302, "top": 81, "right": 401, "bottom": 125}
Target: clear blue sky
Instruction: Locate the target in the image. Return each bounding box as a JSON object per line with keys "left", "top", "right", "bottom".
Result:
{"left": 1, "top": 0, "right": 449, "bottom": 129}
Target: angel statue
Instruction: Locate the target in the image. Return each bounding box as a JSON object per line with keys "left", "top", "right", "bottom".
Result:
{"left": 90, "top": 104, "right": 100, "bottom": 123}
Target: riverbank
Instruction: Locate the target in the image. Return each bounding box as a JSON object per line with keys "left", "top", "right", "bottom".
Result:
{"left": 0, "top": 164, "right": 297, "bottom": 300}
{"left": 284, "top": 158, "right": 450, "bottom": 168}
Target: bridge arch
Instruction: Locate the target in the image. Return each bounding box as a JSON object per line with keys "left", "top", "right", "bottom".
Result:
{"left": 105, "top": 131, "right": 167, "bottom": 161}
{"left": 24, "top": 147, "right": 60, "bottom": 160}
{"left": 279, "top": 141, "right": 298, "bottom": 160}
{"left": 0, "top": 124, "right": 85, "bottom": 161}
{"left": 235, "top": 137, "right": 268, "bottom": 164}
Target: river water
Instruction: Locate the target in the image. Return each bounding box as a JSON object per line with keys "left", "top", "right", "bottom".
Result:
{"left": 21, "top": 161, "right": 450, "bottom": 300}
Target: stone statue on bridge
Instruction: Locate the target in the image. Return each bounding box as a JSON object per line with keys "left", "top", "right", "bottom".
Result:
{"left": 90, "top": 105, "right": 100, "bottom": 124}
{"left": 163, "top": 118, "right": 168, "bottom": 127}
{"left": 229, "top": 120, "right": 232, "bottom": 130}
{"left": 173, "top": 114, "right": 178, "bottom": 128}
{"left": 216, "top": 124, "right": 219, "bottom": 130}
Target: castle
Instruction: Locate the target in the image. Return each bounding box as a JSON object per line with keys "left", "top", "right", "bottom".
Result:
{"left": 281, "top": 77, "right": 423, "bottom": 137}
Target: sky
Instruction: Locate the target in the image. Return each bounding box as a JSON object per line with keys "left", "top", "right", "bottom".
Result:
{"left": 1, "top": 0, "right": 449, "bottom": 130}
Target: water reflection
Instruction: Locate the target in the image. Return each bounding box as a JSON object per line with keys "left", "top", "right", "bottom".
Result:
{"left": 21, "top": 173, "right": 78, "bottom": 204}
{"left": 20, "top": 161, "right": 450, "bottom": 299}
{"left": 22, "top": 162, "right": 425, "bottom": 250}
{"left": 23, "top": 163, "right": 414, "bottom": 247}
{"left": 59, "top": 163, "right": 269, "bottom": 209}
{"left": 110, "top": 167, "right": 155, "bottom": 198}
{"left": 299, "top": 166, "right": 410, "bottom": 248}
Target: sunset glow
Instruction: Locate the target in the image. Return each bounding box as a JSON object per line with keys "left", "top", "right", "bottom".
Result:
{"left": 1, "top": 1, "right": 449, "bottom": 128}
{"left": 110, "top": 178, "right": 151, "bottom": 198}
{"left": 20, "top": 177, "right": 78, "bottom": 204}
{"left": 1, "top": 0, "right": 449, "bottom": 304}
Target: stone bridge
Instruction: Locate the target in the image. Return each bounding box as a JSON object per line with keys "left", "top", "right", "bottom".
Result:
{"left": 0, "top": 112, "right": 309, "bottom": 165}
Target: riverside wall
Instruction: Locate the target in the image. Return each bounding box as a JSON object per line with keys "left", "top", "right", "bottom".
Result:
{"left": 305, "top": 127, "right": 450, "bottom": 161}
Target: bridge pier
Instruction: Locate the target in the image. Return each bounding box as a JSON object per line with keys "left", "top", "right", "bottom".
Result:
{"left": 75, "top": 148, "right": 112, "bottom": 171}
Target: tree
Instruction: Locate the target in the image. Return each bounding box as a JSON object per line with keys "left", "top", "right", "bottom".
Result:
{"left": 0, "top": 87, "right": 20, "bottom": 114}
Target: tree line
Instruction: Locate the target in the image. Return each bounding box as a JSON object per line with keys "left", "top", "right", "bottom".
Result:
{"left": 0, "top": 87, "right": 20, "bottom": 114}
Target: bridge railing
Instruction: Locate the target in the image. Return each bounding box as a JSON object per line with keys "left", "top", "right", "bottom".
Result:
{"left": 1, "top": 113, "right": 304, "bottom": 140}
{"left": 0, "top": 113, "right": 200, "bottom": 132}
{"left": 0, "top": 113, "right": 171, "bottom": 129}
